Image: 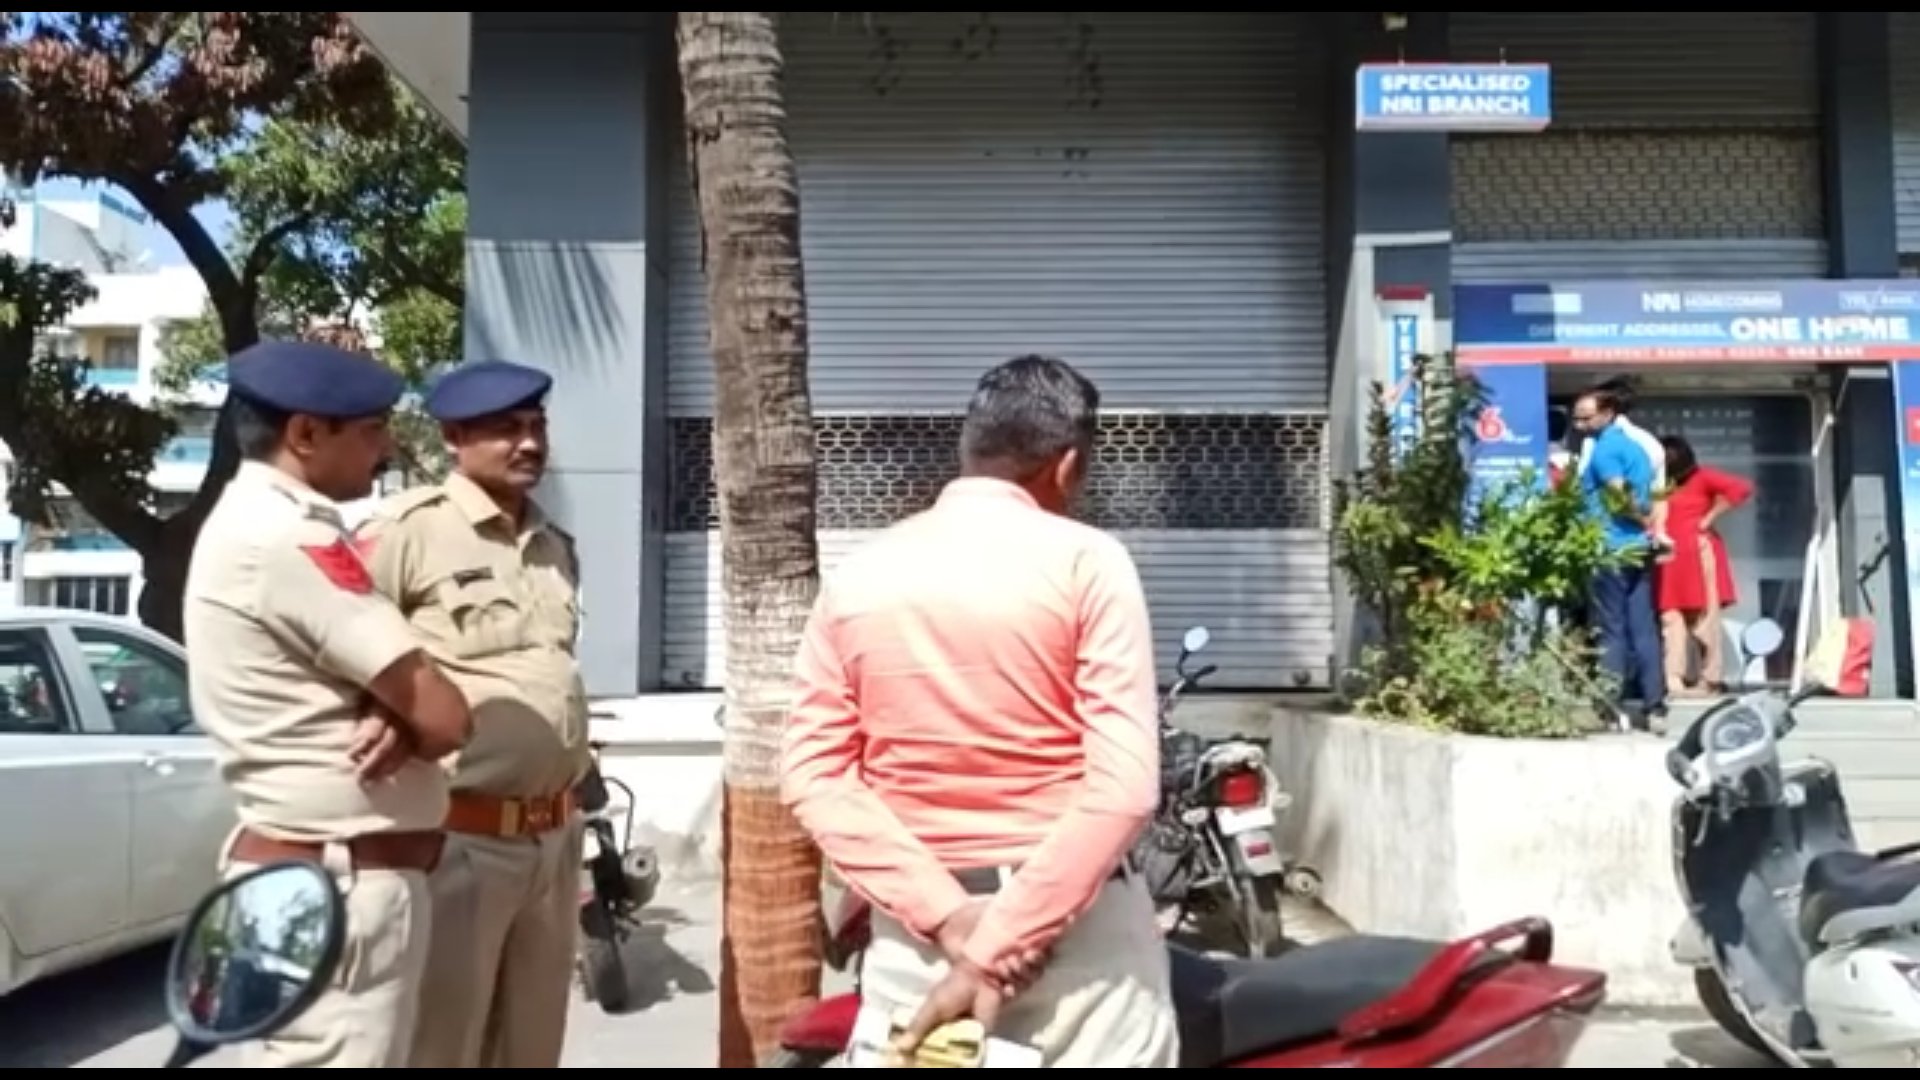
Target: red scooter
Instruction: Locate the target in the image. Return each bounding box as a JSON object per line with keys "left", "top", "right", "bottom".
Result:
{"left": 768, "top": 891, "right": 1607, "bottom": 1068}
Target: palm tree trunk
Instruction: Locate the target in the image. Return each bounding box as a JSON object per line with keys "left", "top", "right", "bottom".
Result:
{"left": 675, "top": 11, "right": 825, "bottom": 1068}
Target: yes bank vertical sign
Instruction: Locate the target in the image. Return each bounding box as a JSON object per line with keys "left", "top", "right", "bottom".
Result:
{"left": 1355, "top": 63, "right": 1552, "bottom": 133}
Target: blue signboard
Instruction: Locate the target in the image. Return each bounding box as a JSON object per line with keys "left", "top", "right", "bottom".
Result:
{"left": 1387, "top": 311, "right": 1421, "bottom": 442}
{"left": 1462, "top": 361, "right": 1549, "bottom": 509}
{"left": 1355, "top": 63, "right": 1551, "bottom": 133}
{"left": 1455, "top": 281, "right": 1920, "bottom": 365}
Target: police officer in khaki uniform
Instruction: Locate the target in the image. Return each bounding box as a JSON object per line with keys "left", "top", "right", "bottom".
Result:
{"left": 353, "top": 360, "right": 592, "bottom": 1068}
{"left": 183, "top": 340, "right": 474, "bottom": 1068}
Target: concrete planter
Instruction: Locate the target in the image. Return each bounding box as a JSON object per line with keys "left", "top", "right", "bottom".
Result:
{"left": 1267, "top": 709, "right": 1686, "bottom": 1006}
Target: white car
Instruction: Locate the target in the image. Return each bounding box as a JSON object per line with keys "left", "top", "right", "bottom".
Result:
{"left": 0, "top": 607, "right": 234, "bottom": 998}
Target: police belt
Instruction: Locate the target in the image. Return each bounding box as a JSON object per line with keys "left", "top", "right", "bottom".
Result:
{"left": 443, "top": 789, "right": 575, "bottom": 838}
{"left": 231, "top": 826, "right": 444, "bottom": 873}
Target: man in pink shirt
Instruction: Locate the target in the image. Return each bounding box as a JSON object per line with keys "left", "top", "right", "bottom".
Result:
{"left": 780, "top": 355, "right": 1177, "bottom": 1067}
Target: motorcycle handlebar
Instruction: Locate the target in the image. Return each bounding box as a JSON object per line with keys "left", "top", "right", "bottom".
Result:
{"left": 1667, "top": 681, "right": 1827, "bottom": 790}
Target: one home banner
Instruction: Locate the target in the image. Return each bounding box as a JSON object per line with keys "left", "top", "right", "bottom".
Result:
{"left": 1455, "top": 282, "right": 1920, "bottom": 366}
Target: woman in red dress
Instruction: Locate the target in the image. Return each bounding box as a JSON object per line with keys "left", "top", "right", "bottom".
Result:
{"left": 1654, "top": 435, "right": 1753, "bottom": 696}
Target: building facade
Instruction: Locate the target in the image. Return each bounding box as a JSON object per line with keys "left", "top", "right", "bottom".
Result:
{"left": 6, "top": 263, "right": 214, "bottom": 617}
{"left": 352, "top": 10, "right": 1920, "bottom": 701}
{"left": 0, "top": 179, "right": 216, "bottom": 615}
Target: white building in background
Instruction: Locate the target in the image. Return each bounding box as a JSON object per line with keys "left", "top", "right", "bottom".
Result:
{"left": 0, "top": 179, "right": 150, "bottom": 273}
{"left": 0, "top": 179, "right": 217, "bottom": 617}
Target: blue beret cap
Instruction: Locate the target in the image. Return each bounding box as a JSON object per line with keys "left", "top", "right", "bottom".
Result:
{"left": 424, "top": 360, "right": 553, "bottom": 423}
{"left": 226, "top": 340, "right": 405, "bottom": 418}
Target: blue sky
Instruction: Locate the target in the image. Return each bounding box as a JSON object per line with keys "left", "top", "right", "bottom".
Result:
{"left": 31, "top": 177, "right": 235, "bottom": 268}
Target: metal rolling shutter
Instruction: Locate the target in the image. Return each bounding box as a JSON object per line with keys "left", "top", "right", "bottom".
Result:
{"left": 666, "top": 10, "right": 1326, "bottom": 414}
{"left": 661, "top": 531, "right": 1337, "bottom": 693}
{"left": 1452, "top": 239, "right": 1830, "bottom": 284}
{"left": 661, "top": 11, "right": 1334, "bottom": 690}
{"left": 1449, "top": 12, "right": 1823, "bottom": 283}
{"left": 1892, "top": 13, "right": 1920, "bottom": 253}
{"left": 1449, "top": 12, "right": 1818, "bottom": 128}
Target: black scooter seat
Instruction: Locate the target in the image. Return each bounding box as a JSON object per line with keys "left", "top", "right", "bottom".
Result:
{"left": 1167, "top": 935, "right": 1444, "bottom": 1067}
{"left": 1800, "top": 850, "right": 1920, "bottom": 945}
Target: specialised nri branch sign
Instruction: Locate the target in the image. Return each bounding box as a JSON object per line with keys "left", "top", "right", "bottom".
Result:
{"left": 1355, "top": 62, "right": 1552, "bottom": 133}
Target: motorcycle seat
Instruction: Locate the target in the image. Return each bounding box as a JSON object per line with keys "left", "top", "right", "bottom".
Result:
{"left": 1166, "top": 934, "right": 1444, "bottom": 1067}
{"left": 1800, "top": 850, "right": 1920, "bottom": 946}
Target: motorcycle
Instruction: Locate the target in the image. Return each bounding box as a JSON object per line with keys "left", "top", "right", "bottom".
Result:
{"left": 1667, "top": 627, "right": 1920, "bottom": 1067}
{"left": 574, "top": 737, "right": 662, "bottom": 1014}
{"left": 159, "top": 860, "right": 346, "bottom": 1067}
{"left": 769, "top": 888, "right": 1604, "bottom": 1067}
{"left": 1132, "top": 624, "right": 1320, "bottom": 957}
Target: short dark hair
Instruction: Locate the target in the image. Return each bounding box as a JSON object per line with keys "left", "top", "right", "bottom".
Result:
{"left": 1576, "top": 387, "right": 1624, "bottom": 417}
{"left": 1593, "top": 376, "right": 1637, "bottom": 414}
{"left": 230, "top": 396, "right": 291, "bottom": 461}
{"left": 959, "top": 355, "right": 1100, "bottom": 476}
{"left": 230, "top": 396, "right": 357, "bottom": 460}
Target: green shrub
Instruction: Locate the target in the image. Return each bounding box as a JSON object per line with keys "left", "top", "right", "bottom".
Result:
{"left": 1331, "top": 352, "right": 1625, "bottom": 738}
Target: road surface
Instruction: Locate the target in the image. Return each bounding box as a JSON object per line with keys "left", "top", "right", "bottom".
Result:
{"left": 0, "top": 881, "right": 1773, "bottom": 1068}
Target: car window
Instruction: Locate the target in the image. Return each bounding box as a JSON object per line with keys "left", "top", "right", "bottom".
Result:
{"left": 0, "top": 628, "right": 77, "bottom": 736}
{"left": 72, "top": 626, "right": 195, "bottom": 736}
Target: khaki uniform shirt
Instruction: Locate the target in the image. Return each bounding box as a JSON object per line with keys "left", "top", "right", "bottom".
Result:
{"left": 353, "top": 472, "right": 589, "bottom": 799}
{"left": 183, "top": 462, "right": 450, "bottom": 843}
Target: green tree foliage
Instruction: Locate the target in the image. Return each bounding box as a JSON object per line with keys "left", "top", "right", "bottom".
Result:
{"left": 0, "top": 13, "right": 462, "bottom": 636}
{"left": 1332, "top": 353, "right": 1625, "bottom": 738}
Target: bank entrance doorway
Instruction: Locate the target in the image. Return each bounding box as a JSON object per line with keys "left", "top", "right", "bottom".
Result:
{"left": 1545, "top": 374, "right": 1835, "bottom": 691}
{"left": 1449, "top": 280, "right": 1898, "bottom": 697}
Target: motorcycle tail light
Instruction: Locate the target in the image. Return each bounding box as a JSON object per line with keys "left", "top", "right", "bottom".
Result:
{"left": 1218, "top": 769, "right": 1265, "bottom": 808}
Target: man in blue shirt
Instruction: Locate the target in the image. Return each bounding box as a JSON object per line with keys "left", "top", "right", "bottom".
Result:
{"left": 1573, "top": 386, "right": 1667, "bottom": 729}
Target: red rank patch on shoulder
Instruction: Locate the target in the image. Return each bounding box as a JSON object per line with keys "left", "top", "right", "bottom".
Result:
{"left": 301, "top": 539, "right": 375, "bottom": 595}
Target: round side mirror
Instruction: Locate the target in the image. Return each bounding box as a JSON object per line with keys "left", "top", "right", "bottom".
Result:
{"left": 1182, "top": 626, "right": 1212, "bottom": 654}
{"left": 1742, "top": 617, "right": 1785, "bottom": 660}
{"left": 164, "top": 861, "right": 345, "bottom": 1062}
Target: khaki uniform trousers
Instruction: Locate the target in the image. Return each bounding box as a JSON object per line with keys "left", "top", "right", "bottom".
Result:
{"left": 220, "top": 847, "right": 431, "bottom": 1068}
{"left": 407, "top": 820, "right": 585, "bottom": 1067}
{"left": 861, "top": 873, "right": 1180, "bottom": 1068}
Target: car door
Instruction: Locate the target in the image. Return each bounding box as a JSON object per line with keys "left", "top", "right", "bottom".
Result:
{"left": 61, "top": 623, "right": 233, "bottom": 928}
{"left": 0, "top": 626, "right": 134, "bottom": 957}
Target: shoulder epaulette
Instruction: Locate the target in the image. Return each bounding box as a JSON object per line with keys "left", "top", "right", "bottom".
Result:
{"left": 550, "top": 523, "right": 579, "bottom": 568}
{"left": 379, "top": 485, "right": 450, "bottom": 522}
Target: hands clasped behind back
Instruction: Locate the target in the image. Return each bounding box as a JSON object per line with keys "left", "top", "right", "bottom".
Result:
{"left": 894, "top": 896, "right": 1055, "bottom": 1052}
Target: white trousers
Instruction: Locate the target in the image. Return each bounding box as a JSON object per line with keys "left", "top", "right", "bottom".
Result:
{"left": 860, "top": 874, "right": 1180, "bottom": 1067}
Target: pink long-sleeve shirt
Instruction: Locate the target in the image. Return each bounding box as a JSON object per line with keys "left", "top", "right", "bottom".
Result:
{"left": 779, "top": 476, "right": 1161, "bottom": 974}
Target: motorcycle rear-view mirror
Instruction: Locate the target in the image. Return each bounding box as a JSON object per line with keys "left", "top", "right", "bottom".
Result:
{"left": 1742, "top": 617, "right": 1785, "bottom": 659}
{"left": 1175, "top": 625, "right": 1212, "bottom": 678}
{"left": 162, "top": 861, "right": 346, "bottom": 1068}
{"left": 1182, "top": 625, "right": 1211, "bottom": 656}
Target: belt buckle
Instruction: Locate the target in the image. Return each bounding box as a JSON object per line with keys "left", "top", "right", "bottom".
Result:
{"left": 521, "top": 795, "right": 557, "bottom": 834}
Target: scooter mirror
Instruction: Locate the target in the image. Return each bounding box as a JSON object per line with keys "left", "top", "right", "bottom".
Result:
{"left": 1742, "top": 617, "right": 1786, "bottom": 659}
{"left": 1182, "top": 626, "right": 1212, "bottom": 654}
{"left": 162, "top": 861, "right": 346, "bottom": 1068}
